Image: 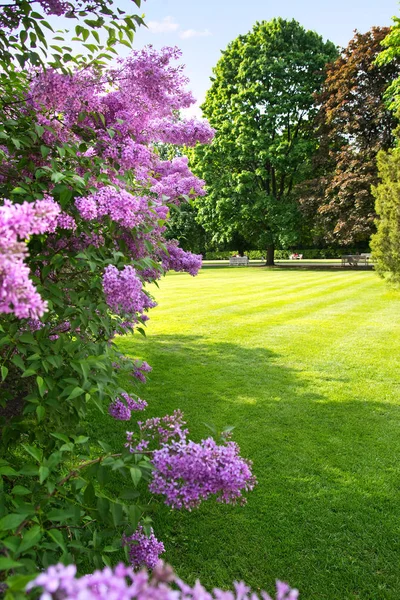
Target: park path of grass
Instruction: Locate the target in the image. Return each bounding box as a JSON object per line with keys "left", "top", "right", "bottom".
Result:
{"left": 95, "top": 267, "right": 400, "bottom": 599}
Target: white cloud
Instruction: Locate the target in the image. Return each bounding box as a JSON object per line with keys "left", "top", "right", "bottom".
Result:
{"left": 147, "top": 16, "right": 179, "bottom": 34}
{"left": 179, "top": 28, "right": 212, "bottom": 40}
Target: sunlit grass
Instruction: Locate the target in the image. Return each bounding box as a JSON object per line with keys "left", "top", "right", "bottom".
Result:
{"left": 92, "top": 266, "right": 400, "bottom": 599}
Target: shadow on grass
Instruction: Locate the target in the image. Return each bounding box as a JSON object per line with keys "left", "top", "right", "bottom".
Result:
{"left": 90, "top": 333, "right": 400, "bottom": 598}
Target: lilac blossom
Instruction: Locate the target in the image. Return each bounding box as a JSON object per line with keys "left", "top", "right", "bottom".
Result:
{"left": 161, "top": 240, "right": 202, "bottom": 276}
{"left": 149, "top": 437, "right": 257, "bottom": 510}
{"left": 0, "top": 198, "right": 60, "bottom": 319}
{"left": 109, "top": 393, "right": 147, "bottom": 421}
{"left": 75, "top": 187, "right": 151, "bottom": 229}
{"left": 102, "top": 265, "right": 148, "bottom": 317}
{"left": 138, "top": 410, "right": 188, "bottom": 444}
{"left": 38, "top": 0, "right": 70, "bottom": 15}
{"left": 27, "top": 562, "right": 298, "bottom": 600}
{"left": 123, "top": 525, "right": 165, "bottom": 569}
{"left": 109, "top": 398, "right": 131, "bottom": 421}
{"left": 132, "top": 360, "right": 152, "bottom": 383}
{"left": 152, "top": 118, "right": 215, "bottom": 147}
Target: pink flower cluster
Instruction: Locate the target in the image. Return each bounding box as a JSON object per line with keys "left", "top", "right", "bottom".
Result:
{"left": 152, "top": 118, "right": 215, "bottom": 147}
{"left": 0, "top": 198, "right": 60, "bottom": 318}
{"left": 75, "top": 188, "right": 150, "bottom": 229}
{"left": 161, "top": 241, "right": 202, "bottom": 276}
{"left": 127, "top": 411, "right": 256, "bottom": 511}
{"left": 132, "top": 360, "right": 152, "bottom": 383}
{"left": 137, "top": 410, "right": 188, "bottom": 445}
{"left": 123, "top": 525, "right": 165, "bottom": 570}
{"left": 38, "top": 0, "right": 69, "bottom": 15}
{"left": 109, "top": 393, "right": 148, "bottom": 421}
{"left": 149, "top": 437, "right": 257, "bottom": 510}
{"left": 150, "top": 157, "right": 207, "bottom": 203}
{"left": 102, "top": 265, "right": 155, "bottom": 317}
{"left": 27, "top": 561, "right": 299, "bottom": 600}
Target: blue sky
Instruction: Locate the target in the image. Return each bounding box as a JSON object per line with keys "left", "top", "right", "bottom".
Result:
{"left": 124, "top": 0, "right": 399, "bottom": 116}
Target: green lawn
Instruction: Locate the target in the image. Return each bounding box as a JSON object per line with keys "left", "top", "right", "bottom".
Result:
{"left": 93, "top": 266, "right": 400, "bottom": 599}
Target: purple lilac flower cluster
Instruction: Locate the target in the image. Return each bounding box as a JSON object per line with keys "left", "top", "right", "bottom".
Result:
{"left": 26, "top": 561, "right": 299, "bottom": 600}
{"left": 38, "top": 0, "right": 70, "bottom": 15}
{"left": 152, "top": 118, "right": 215, "bottom": 147}
{"left": 75, "top": 187, "right": 151, "bottom": 229}
{"left": 109, "top": 393, "right": 148, "bottom": 421}
{"left": 137, "top": 410, "right": 188, "bottom": 444}
{"left": 149, "top": 436, "right": 256, "bottom": 510}
{"left": 132, "top": 360, "right": 152, "bottom": 383}
{"left": 0, "top": 198, "right": 60, "bottom": 318}
{"left": 102, "top": 265, "right": 154, "bottom": 317}
{"left": 161, "top": 240, "right": 202, "bottom": 277}
{"left": 123, "top": 525, "right": 165, "bottom": 569}
{"left": 150, "top": 156, "right": 207, "bottom": 203}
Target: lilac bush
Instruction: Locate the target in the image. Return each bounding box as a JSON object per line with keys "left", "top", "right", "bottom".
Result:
{"left": 0, "top": 0, "right": 256, "bottom": 595}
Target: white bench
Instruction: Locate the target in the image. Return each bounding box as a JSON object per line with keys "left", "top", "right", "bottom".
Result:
{"left": 341, "top": 254, "right": 371, "bottom": 267}
{"left": 289, "top": 254, "right": 303, "bottom": 260}
{"left": 229, "top": 256, "right": 249, "bottom": 266}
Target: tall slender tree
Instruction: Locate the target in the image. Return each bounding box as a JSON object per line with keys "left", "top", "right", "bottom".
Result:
{"left": 190, "top": 18, "right": 337, "bottom": 264}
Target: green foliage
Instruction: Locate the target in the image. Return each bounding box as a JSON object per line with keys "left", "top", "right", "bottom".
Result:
{"left": 298, "top": 27, "right": 400, "bottom": 246}
{"left": 0, "top": 0, "right": 144, "bottom": 73}
{"left": 166, "top": 202, "right": 209, "bottom": 255}
{"left": 190, "top": 18, "right": 337, "bottom": 263}
{"left": 376, "top": 17, "right": 400, "bottom": 115}
{"left": 371, "top": 149, "right": 400, "bottom": 284}
{"left": 0, "top": 2, "right": 166, "bottom": 596}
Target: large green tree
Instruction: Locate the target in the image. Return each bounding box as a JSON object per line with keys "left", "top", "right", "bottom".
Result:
{"left": 297, "top": 28, "right": 400, "bottom": 246}
{"left": 191, "top": 18, "right": 337, "bottom": 264}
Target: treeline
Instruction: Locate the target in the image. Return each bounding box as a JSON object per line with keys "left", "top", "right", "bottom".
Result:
{"left": 166, "top": 17, "right": 400, "bottom": 276}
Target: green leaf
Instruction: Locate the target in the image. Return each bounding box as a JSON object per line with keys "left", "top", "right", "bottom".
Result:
{"left": 36, "top": 375, "right": 46, "bottom": 397}
{"left": 47, "top": 528, "right": 66, "bottom": 552}
{"left": 21, "top": 444, "right": 42, "bottom": 463}
{"left": 5, "top": 574, "right": 36, "bottom": 592}
{"left": 11, "top": 486, "right": 32, "bottom": 496}
{"left": 18, "top": 333, "right": 35, "bottom": 344}
{"left": 0, "top": 558, "right": 23, "bottom": 571}
{"left": 11, "top": 355, "right": 25, "bottom": 371}
{"left": 50, "top": 433, "right": 70, "bottom": 444}
{"left": 17, "top": 525, "right": 42, "bottom": 554}
{"left": 1, "top": 366, "right": 9, "bottom": 381}
{"left": 66, "top": 386, "right": 85, "bottom": 401}
{"left": 130, "top": 467, "right": 142, "bottom": 487}
{"left": 0, "top": 513, "right": 28, "bottom": 532}
{"left": 36, "top": 405, "right": 45, "bottom": 423}
{"left": 39, "top": 466, "right": 49, "bottom": 484}
{"left": 34, "top": 124, "right": 45, "bottom": 138}
{"left": 111, "top": 502, "right": 123, "bottom": 526}
{"left": 74, "top": 435, "right": 89, "bottom": 444}
{"left": 40, "top": 145, "right": 50, "bottom": 158}
{"left": 0, "top": 466, "right": 18, "bottom": 476}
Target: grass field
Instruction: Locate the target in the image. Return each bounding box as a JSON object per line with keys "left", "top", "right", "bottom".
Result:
{"left": 93, "top": 266, "right": 400, "bottom": 599}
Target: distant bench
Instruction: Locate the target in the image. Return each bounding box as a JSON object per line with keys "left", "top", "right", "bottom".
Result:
{"left": 229, "top": 256, "right": 249, "bottom": 266}
{"left": 341, "top": 253, "right": 371, "bottom": 267}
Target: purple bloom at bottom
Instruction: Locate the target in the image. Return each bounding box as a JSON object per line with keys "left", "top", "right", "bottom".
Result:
{"left": 123, "top": 525, "right": 165, "bottom": 570}
{"left": 26, "top": 561, "right": 299, "bottom": 600}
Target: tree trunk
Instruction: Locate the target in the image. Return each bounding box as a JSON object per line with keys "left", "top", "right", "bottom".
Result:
{"left": 265, "top": 245, "right": 275, "bottom": 266}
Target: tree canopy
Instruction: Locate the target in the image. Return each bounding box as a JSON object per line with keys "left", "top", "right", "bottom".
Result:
{"left": 298, "top": 27, "right": 400, "bottom": 246}
{"left": 190, "top": 18, "right": 337, "bottom": 264}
